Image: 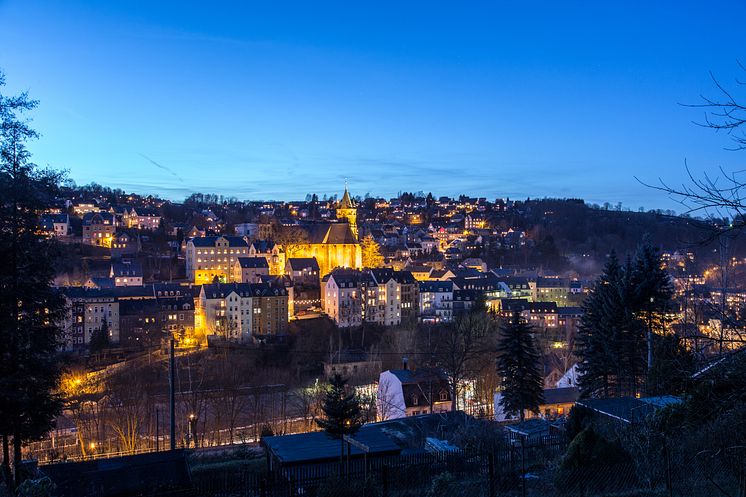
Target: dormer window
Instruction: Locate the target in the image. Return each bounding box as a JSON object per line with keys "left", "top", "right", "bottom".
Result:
{"left": 411, "top": 394, "right": 419, "bottom": 406}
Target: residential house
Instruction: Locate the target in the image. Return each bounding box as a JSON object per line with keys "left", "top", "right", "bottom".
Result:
{"left": 196, "top": 282, "right": 288, "bottom": 342}
{"left": 110, "top": 232, "right": 140, "bottom": 258}
{"left": 232, "top": 256, "right": 270, "bottom": 283}
{"left": 419, "top": 280, "right": 454, "bottom": 323}
{"left": 40, "top": 213, "right": 70, "bottom": 237}
{"left": 248, "top": 239, "right": 286, "bottom": 275}
{"left": 110, "top": 260, "right": 144, "bottom": 287}
{"left": 82, "top": 212, "right": 116, "bottom": 247}
{"left": 185, "top": 235, "right": 249, "bottom": 284}
{"left": 377, "top": 369, "right": 451, "bottom": 420}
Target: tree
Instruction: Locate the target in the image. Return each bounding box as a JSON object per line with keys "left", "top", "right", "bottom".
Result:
{"left": 642, "top": 64, "right": 746, "bottom": 239}
{"left": 360, "top": 234, "right": 384, "bottom": 268}
{"left": 316, "top": 374, "right": 363, "bottom": 465}
{"left": 89, "top": 321, "right": 111, "bottom": 354}
{"left": 576, "top": 252, "right": 642, "bottom": 398}
{"left": 435, "top": 298, "right": 494, "bottom": 411}
{"left": 0, "top": 70, "right": 65, "bottom": 486}
{"left": 629, "top": 237, "right": 674, "bottom": 371}
{"left": 496, "top": 313, "right": 543, "bottom": 422}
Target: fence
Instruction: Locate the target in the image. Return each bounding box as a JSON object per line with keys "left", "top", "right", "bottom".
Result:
{"left": 189, "top": 437, "right": 566, "bottom": 497}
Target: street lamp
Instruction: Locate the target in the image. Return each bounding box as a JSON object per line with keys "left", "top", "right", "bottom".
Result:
{"left": 187, "top": 413, "right": 198, "bottom": 448}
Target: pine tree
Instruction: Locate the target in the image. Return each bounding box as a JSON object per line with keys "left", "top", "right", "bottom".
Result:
{"left": 0, "top": 70, "right": 65, "bottom": 486}
{"left": 496, "top": 313, "right": 544, "bottom": 422}
{"left": 576, "top": 252, "right": 624, "bottom": 398}
{"left": 89, "top": 321, "right": 111, "bottom": 354}
{"left": 316, "top": 374, "right": 363, "bottom": 466}
{"left": 630, "top": 236, "right": 674, "bottom": 375}
{"left": 360, "top": 234, "right": 384, "bottom": 268}
{"left": 316, "top": 374, "right": 363, "bottom": 437}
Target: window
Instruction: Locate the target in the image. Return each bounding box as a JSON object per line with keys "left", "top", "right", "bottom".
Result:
{"left": 411, "top": 394, "right": 419, "bottom": 406}
{"left": 439, "top": 390, "right": 448, "bottom": 401}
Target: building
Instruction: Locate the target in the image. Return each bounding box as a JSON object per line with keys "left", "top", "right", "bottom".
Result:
{"left": 61, "top": 284, "right": 200, "bottom": 351}
{"left": 322, "top": 268, "right": 417, "bottom": 327}
{"left": 110, "top": 260, "right": 143, "bottom": 287}
{"left": 232, "top": 256, "right": 270, "bottom": 283}
{"left": 285, "top": 187, "right": 362, "bottom": 278}
{"left": 234, "top": 222, "right": 259, "bottom": 237}
{"left": 196, "top": 282, "right": 288, "bottom": 342}
{"left": 132, "top": 208, "right": 162, "bottom": 231}
{"left": 531, "top": 277, "right": 571, "bottom": 306}
{"left": 377, "top": 369, "right": 451, "bottom": 420}
{"left": 322, "top": 269, "right": 364, "bottom": 328}
{"left": 419, "top": 280, "right": 454, "bottom": 323}
{"left": 248, "top": 240, "right": 285, "bottom": 275}
{"left": 497, "top": 299, "right": 559, "bottom": 328}
{"left": 110, "top": 232, "right": 140, "bottom": 258}
{"left": 285, "top": 258, "right": 322, "bottom": 316}
{"left": 294, "top": 222, "right": 362, "bottom": 278}
{"left": 82, "top": 212, "right": 116, "bottom": 247}
{"left": 285, "top": 257, "right": 321, "bottom": 284}
{"left": 323, "top": 350, "right": 382, "bottom": 386}
{"left": 494, "top": 387, "right": 579, "bottom": 421}
{"left": 335, "top": 185, "right": 358, "bottom": 239}
{"left": 40, "top": 213, "right": 70, "bottom": 237}
{"left": 185, "top": 235, "right": 250, "bottom": 284}
{"left": 62, "top": 289, "right": 121, "bottom": 350}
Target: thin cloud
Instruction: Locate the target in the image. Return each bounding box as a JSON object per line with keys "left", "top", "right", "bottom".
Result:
{"left": 137, "top": 153, "right": 184, "bottom": 183}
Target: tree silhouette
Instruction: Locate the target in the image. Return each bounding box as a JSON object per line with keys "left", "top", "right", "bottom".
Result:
{"left": 0, "top": 70, "right": 65, "bottom": 486}
{"left": 316, "top": 374, "right": 363, "bottom": 465}
{"left": 496, "top": 313, "right": 544, "bottom": 422}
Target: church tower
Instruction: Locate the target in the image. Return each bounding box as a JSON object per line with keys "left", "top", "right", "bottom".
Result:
{"left": 336, "top": 184, "right": 358, "bottom": 240}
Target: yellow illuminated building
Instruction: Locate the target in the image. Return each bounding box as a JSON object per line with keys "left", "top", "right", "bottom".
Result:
{"left": 286, "top": 187, "right": 362, "bottom": 277}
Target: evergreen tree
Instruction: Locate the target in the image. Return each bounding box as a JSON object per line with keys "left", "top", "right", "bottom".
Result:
{"left": 576, "top": 252, "right": 624, "bottom": 398}
{"left": 316, "top": 374, "right": 363, "bottom": 436}
{"left": 496, "top": 313, "right": 544, "bottom": 421}
{"left": 89, "top": 321, "right": 111, "bottom": 354}
{"left": 360, "top": 234, "right": 384, "bottom": 268}
{"left": 0, "top": 70, "right": 65, "bottom": 486}
{"left": 630, "top": 237, "right": 674, "bottom": 373}
{"left": 316, "top": 374, "right": 363, "bottom": 466}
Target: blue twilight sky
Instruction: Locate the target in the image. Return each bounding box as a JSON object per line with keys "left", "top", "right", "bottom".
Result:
{"left": 1, "top": 1, "right": 745, "bottom": 209}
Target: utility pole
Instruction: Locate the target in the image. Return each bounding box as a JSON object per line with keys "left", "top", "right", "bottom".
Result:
{"left": 155, "top": 407, "right": 160, "bottom": 452}
{"left": 169, "top": 338, "right": 176, "bottom": 450}
{"left": 647, "top": 297, "right": 654, "bottom": 373}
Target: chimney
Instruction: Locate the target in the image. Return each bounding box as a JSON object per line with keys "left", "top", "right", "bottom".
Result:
{"left": 402, "top": 356, "right": 408, "bottom": 370}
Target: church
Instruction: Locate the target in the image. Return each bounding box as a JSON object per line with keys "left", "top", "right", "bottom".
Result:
{"left": 291, "top": 186, "right": 362, "bottom": 277}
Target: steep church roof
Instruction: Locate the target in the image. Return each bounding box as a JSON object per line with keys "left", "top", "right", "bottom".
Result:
{"left": 338, "top": 186, "right": 355, "bottom": 209}
{"left": 305, "top": 223, "right": 358, "bottom": 245}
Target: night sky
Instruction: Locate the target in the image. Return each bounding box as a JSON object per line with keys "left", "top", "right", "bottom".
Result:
{"left": 1, "top": 1, "right": 745, "bottom": 209}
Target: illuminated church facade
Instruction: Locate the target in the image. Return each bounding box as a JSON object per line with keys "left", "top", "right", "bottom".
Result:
{"left": 291, "top": 186, "right": 362, "bottom": 277}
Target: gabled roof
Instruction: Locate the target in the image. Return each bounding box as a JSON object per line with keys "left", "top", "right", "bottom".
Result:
{"left": 189, "top": 235, "right": 248, "bottom": 247}
{"left": 236, "top": 257, "right": 269, "bottom": 269}
{"left": 111, "top": 260, "right": 143, "bottom": 277}
{"left": 83, "top": 211, "right": 115, "bottom": 225}
{"left": 419, "top": 280, "right": 453, "bottom": 293}
{"left": 305, "top": 223, "right": 358, "bottom": 244}
{"left": 286, "top": 257, "right": 320, "bottom": 271}
{"left": 250, "top": 239, "right": 278, "bottom": 253}
{"left": 542, "top": 387, "right": 580, "bottom": 405}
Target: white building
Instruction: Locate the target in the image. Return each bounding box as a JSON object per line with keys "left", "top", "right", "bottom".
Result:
{"left": 419, "top": 280, "right": 453, "bottom": 323}
{"left": 197, "top": 283, "right": 256, "bottom": 342}
{"left": 376, "top": 369, "right": 451, "bottom": 420}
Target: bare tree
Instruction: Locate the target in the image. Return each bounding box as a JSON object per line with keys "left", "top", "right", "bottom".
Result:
{"left": 434, "top": 303, "right": 495, "bottom": 411}
{"left": 641, "top": 64, "right": 746, "bottom": 239}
